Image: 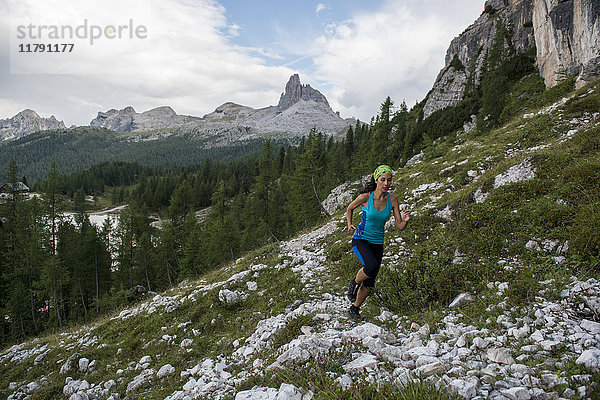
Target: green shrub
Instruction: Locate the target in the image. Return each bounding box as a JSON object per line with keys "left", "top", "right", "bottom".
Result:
{"left": 571, "top": 199, "right": 600, "bottom": 260}
{"left": 457, "top": 198, "right": 518, "bottom": 258}
{"left": 499, "top": 73, "right": 546, "bottom": 120}
{"left": 267, "top": 360, "right": 461, "bottom": 399}
{"left": 326, "top": 240, "right": 349, "bottom": 263}
{"left": 568, "top": 125, "right": 600, "bottom": 157}
{"left": 375, "top": 230, "right": 478, "bottom": 312}
{"left": 563, "top": 93, "right": 600, "bottom": 118}
{"left": 542, "top": 75, "right": 576, "bottom": 104}
{"left": 559, "top": 159, "right": 600, "bottom": 205}
{"left": 518, "top": 114, "right": 556, "bottom": 147}
{"left": 271, "top": 314, "right": 314, "bottom": 349}
{"left": 506, "top": 266, "right": 540, "bottom": 305}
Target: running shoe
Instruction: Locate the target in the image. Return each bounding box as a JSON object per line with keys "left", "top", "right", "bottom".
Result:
{"left": 348, "top": 305, "right": 360, "bottom": 319}
{"left": 347, "top": 278, "right": 359, "bottom": 302}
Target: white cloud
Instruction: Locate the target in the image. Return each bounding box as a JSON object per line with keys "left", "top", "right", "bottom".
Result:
{"left": 315, "top": 3, "right": 328, "bottom": 16}
{"left": 0, "top": 98, "right": 29, "bottom": 120}
{"left": 1, "top": 0, "right": 485, "bottom": 127}
{"left": 308, "top": 0, "right": 483, "bottom": 121}
{"left": 3, "top": 0, "right": 296, "bottom": 125}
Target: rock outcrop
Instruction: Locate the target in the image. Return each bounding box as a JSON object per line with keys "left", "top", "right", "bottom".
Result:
{"left": 423, "top": 0, "right": 599, "bottom": 118}
{"left": 90, "top": 106, "right": 195, "bottom": 132}
{"left": 0, "top": 109, "right": 66, "bottom": 141}
{"left": 276, "top": 73, "right": 330, "bottom": 111}
{"left": 534, "top": 0, "right": 600, "bottom": 88}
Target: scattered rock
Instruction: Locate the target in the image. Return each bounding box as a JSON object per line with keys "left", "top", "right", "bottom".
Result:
{"left": 576, "top": 349, "right": 600, "bottom": 371}
{"left": 493, "top": 157, "right": 536, "bottom": 189}
{"left": 219, "top": 289, "right": 248, "bottom": 304}
{"left": 487, "top": 348, "right": 515, "bottom": 365}
{"left": 158, "top": 364, "right": 176, "bottom": 379}
{"left": 343, "top": 354, "right": 378, "bottom": 375}
{"left": 78, "top": 357, "right": 90, "bottom": 372}
{"left": 449, "top": 293, "right": 474, "bottom": 308}
{"left": 60, "top": 353, "right": 82, "bottom": 375}
{"left": 127, "top": 369, "right": 155, "bottom": 394}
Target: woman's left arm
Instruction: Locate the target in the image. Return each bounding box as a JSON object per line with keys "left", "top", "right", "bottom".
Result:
{"left": 391, "top": 194, "right": 410, "bottom": 231}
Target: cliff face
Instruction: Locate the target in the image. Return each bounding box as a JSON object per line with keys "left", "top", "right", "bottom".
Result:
{"left": 423, "top": 0, "right": 599, "bottom": 118}
{"left": 534, "top": 0, "right": 600, "bottom": 88}
{"left": 90, "top": 106, "right": 193, "bottom": 132}
{"left": 276, "top": 73, "right": 330, "bottom": 111}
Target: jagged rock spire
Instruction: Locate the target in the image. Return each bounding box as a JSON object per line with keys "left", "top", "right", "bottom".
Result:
{"left": 277, "top": 74, "right": 330, "bottom": 111}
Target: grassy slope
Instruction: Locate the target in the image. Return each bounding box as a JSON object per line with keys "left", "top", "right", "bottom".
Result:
{"left": 1, "top": 81, "right": 599, "bottom": 399}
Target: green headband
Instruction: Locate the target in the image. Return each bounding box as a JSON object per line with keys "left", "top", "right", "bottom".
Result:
{"left": 373, "top": 165, "right": 392, "bottom": 181}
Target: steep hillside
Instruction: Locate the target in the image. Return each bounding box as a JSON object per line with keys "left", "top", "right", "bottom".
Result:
{"left": 1, "top": 81, "right": 599, "bottom": 399}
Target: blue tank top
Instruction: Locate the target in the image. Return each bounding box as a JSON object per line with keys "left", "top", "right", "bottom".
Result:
{"left": 352, "top": 192, "right": 391, "bottom": 245}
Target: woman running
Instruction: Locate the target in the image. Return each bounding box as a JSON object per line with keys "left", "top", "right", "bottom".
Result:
{"left": 346, "top": 165, "right": 411, "bottom": 319}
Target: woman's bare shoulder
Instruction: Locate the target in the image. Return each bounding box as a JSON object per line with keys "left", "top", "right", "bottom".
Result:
{"left": 350, "top": 192, "right": 369, "bottom": 207}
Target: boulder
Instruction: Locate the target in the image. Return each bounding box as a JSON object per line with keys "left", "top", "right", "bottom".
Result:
{"left": 158, "top": 364, "right": 176, "bottom": 379}
{"left": 343, "top": 354, "right": 378, "bottom": 375}
{"left": 576, "top": 349, "right": 600, "bottom": 371}
{"left": 60, "top": 353, "right": 82, "bottom": 375}
{"left": 449, "top": 293, "right": 474, "bottom": 308}
{"left": 487, "top": 348, "right": 515, "bottom": 365}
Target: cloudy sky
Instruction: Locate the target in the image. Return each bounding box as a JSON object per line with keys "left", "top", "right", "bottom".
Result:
{"left": 1, "top": 0, "right": 483, "bottom": 126}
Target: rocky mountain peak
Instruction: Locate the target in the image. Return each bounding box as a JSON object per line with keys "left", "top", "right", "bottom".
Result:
{"left": 0, "top": 109, "right": 66, "bottom": 141}
{"left": 90, "top": 107, "right": 136, "bottom": 132}
{"left": 277, "top": 74, "right": 330, "bottom": 111}
{"left": 86, "top": 75, "right": 350, "bottom": 140}
{"left": 142, "top": 106, "right": 176, "bottom": 117}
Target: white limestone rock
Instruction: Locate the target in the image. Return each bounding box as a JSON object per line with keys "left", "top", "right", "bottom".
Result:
{"left": 235, "top": 383, "right": 307, "bottom": 400}
{"left": 501, "top": 386, "right": 531, "bottom": 400}
{"left": 139, "top": 355, "right": 152, "bottom": 365}
{"left": 581, "top": 319, "right": 600, "bottom": 334}
{"left": 416, "top": 361, "right": 445, "bottom": 377}
{"left": 127, "top": 369, "right": 155, "bottom": 394}
{"left": 449, "top": 293, "right": 474, "bottom": 309}
{"left": 493, "top": 158, "right": 536, "bottom": 189}
{"left": 60, "top": 353, "right": 83, "bottom": 375}
{"left": 576, "top": 349, "right": 600, "bottom": 371}
{"left": 78, "top": 357, "right": 90, "bottom": 372}
{"left": 487, "top": 348, "right": 515, "bottom": 365}
{"left": 449, "top": 378, "right": 478, "bottom": 399}
{"left": 343, "top": 354, "right": 378, "bottom": 375}
{"left": 219, "top": 289, "right": 248, "bottom": 304}
{"left": 158, "top": 364, "right": 176, "bottom": 379}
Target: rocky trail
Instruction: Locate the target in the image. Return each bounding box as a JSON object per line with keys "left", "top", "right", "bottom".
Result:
{"left": 6, "top": 213, "right": 598, "bottom": 400}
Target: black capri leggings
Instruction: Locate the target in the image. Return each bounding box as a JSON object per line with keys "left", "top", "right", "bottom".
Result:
{"left": 351, "top": 238, "right": 383, "bottom": 287}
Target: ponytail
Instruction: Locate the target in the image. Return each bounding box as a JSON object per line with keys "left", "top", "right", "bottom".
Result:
{"left": 360, "top": 176, "right": 377, "bottom": 194}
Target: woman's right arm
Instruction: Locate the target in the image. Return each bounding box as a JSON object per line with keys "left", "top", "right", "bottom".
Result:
{"left": 346, "top": 193, "right": 368, "bottom": 235}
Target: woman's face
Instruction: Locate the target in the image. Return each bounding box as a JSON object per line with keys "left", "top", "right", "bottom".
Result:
{"left": 376, "top": 172, "right": 392, "bottom": 192}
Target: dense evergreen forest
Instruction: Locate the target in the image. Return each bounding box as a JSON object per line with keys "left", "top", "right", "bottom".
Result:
{"left": 0, "top": 26, "right": 578, "bottom": 346}
{"left": 0, "top": 127, "right": 269, "bottom": 185}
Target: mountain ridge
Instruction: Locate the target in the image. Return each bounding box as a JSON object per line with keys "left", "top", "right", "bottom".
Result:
{"left": 1, "top": 75, "right": 352, "bottom": 145}
{"left": 0, "top": 109, "right": 66, "bottom": 141}
{"left": 88, "top": 74, "right": 351, "bottom": 142}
